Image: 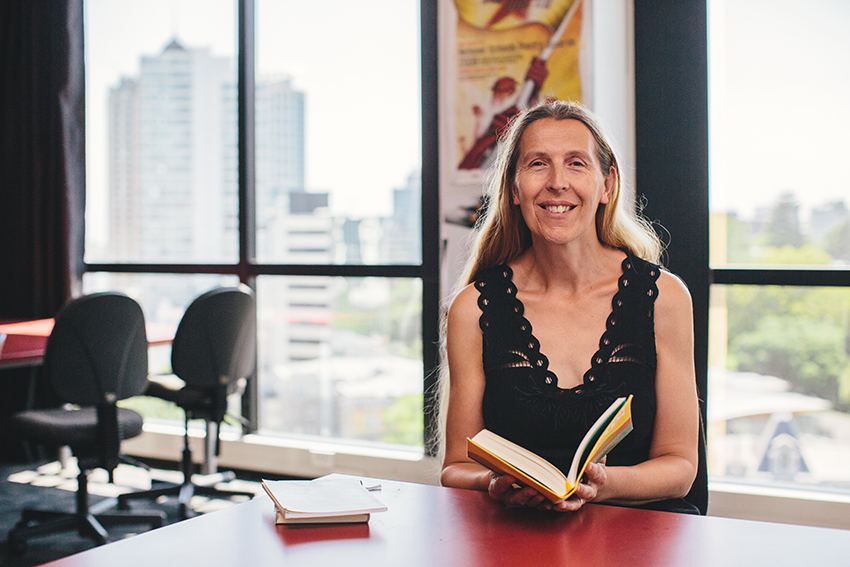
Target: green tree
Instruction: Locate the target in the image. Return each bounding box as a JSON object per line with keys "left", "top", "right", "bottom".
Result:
{"left": 723, "top": 241, "right": 850, "bottom": 409}
{"left": 761, "top": 192, "right": 805, "bottom": 248}
{"left": 824, "top": 220, "right": 850, "bottom": 262}
{"left": 759, "top": 244, "right": 832, "bottom": 266}
{"left": 722, "top": 212, "right": 756, "bottom": 263}
{"left": 730, "top": 315, "right": 846, "bottom": 406}
{"left": 719, "top": 194, "right": 850, "bottom": 411}
{"left": 332, "top": 278, "right": 422, "bottom": 359}
{"left": 381, "top": 394, "right": 424, "bottom": 446}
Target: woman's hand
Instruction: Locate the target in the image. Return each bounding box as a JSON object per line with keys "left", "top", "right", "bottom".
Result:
{"left": 487, "top": 473, "right": 554, "bottom": 510}
{"left": 488, "top": 464, "right": 608, "bottom": 512}
{"left": 552, "top": 461, "right": 607, "bottom": 511}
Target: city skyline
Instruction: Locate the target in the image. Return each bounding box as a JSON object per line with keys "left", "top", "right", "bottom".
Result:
{"left": 95, "top": 37, "right": 421, "bottom": 265}
{"left": 85, "top": 0, "right": 421, "bottom": 256}
{"left": 92, "top": 35, "right": 424, "bottom": 444}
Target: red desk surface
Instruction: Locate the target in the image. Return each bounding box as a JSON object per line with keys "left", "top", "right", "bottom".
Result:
{"left": 0, "top": 319, "right": 174, "bottom": 369}
{"left": 0, "top": 319, "right": 53, "bottom": 368}
{"left": 40, "top": 478, "right": 850, "bottom": 567}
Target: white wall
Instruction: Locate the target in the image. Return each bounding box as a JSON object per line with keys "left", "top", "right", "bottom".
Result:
{"left": 588, "top": 0, "right": 635, "bottom": 192}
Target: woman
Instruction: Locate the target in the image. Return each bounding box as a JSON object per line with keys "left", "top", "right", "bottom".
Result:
{"left": 440, "top": 100, "right": 700, "bottom": 514}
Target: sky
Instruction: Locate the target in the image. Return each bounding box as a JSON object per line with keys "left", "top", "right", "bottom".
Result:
{"left": 84, "top": 0, "right": 422, "bottom": 248}
{"left": 708, "top": 0, "right": 850, "bottom": 222}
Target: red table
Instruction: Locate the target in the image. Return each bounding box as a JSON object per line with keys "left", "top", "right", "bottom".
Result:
{"left": 0, "top": 318, "right": 174, "bottom": 410}
{"left": 38, "top": 477, "right": 850, "bottom": 567}
{"left": 0, "top": 318, "right": 175, "bottom": 368}
{"left": 0, "top": 318, "right": 54, "bottom": 369}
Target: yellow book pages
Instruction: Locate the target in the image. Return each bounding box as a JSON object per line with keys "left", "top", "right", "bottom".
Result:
{"left": 571, "top": 395, "right": 634, "bottom": 487}
{"left": 467, "top": 437, "right": 574, "bottom": 502}
{"left": 588, "top": 397, "right": 634, "bottom": 462}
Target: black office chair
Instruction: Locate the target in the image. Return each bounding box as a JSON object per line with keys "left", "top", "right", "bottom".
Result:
{"left": 118, "top": 286, "right": 257, "bottom": 519}
{"left": 6, "top": 292, "right": 166, "bottom": 553}
{"left": 685, "top": 409, "right": 710, "bottom": 515}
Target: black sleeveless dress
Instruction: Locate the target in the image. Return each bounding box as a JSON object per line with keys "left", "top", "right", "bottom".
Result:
{"left": 474, "top": 253, "right": 697, "bottom": 514}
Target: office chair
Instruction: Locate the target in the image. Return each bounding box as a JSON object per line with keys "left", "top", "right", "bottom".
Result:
{"left": 118, "top": 286, "right": 257, "bottom": 519}
{"left": 685, "top": 411, "right": 710, "bottom": 515}
{"left": 6, "top": 293, "right": 166, "bottom": 553}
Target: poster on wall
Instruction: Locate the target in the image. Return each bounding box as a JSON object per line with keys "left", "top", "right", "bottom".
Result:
{"left": 441, "top": 0, "right": 592, "bottom": 295}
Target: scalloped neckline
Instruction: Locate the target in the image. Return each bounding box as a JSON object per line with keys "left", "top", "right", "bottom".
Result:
{"left": 502, "top": 255, "right": 633, "bottom": 394}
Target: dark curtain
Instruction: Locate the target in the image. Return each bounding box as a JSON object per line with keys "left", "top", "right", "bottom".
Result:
{"left": 0, "top": 0, "right": 85, "bottom": 320}
{"left": 0, "top": 0, "right": 85, "bottom": 462}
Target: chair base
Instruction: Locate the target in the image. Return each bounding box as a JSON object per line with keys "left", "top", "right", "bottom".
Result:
{"left": 118, "top": 420, "right": 254, "bottom": 520}
{"left": 118, "top": 472, "right": 255, "bottom": 520}
{"left": 7, "top": 496, "right": 165, "bottom": 554}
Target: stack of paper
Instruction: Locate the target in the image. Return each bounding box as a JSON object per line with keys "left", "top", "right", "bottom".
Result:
{"left": 261, "top": 476, "right": 387, "bottom": 525}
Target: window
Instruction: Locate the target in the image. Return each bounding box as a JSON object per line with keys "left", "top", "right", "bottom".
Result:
{"left": 635, "top": 2, "right": 850, "bottom": 528}
{"left": 84, "top": 0, "right": 238, "bottom": 265}
{"left": 707, "top": 0, "right": 850, "bottom": 492}
{"left": 83, "top": 0, "right": 438, "bottom": 469}
{"left": 254, "top": 0, "right": 423, "bottom": 267}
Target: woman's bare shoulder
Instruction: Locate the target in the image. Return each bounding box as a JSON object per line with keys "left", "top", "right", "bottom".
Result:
{"left": 657, "top": 269, "right": 692, "bottom": 303}
{"left": 447, "top": 281, "right": 481, "bottom": 322}
{"left": 655, "top": 269, "right": 694, "bottom": 328}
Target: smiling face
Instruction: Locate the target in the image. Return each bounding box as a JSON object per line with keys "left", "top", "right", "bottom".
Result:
{"left": 511, "top": 117, "right": 615, "bottom": 249}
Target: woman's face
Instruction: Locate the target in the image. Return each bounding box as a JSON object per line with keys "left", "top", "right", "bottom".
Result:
{"left": 512, "top": 118, "right": 614, "bottom": 248}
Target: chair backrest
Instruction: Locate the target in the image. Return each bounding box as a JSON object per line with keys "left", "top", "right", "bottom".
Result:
{"left": 44, "top": 292, "right": 149, "bottom": 405}
{"left": 171, "top": 285, "right": 256, "bottom": 389}
{"left": 685, "top": 409, "right": 709, "bottom": 515}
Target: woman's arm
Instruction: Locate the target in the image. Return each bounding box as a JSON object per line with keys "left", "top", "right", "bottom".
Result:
{"left": 587, "top": 270, "right": 700, "bottom": 506}
{"left": 440, "top": 283, "right": 492, "bottom": 491}
{"left": 440, "top": 284, "right": 564, "bottom": 510}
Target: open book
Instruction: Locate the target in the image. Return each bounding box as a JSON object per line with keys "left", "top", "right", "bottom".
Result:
{"left": 467, "top": 395, "right": 634, "bottom": 503}
{"left": 261, "top": 476, "right": 387, "bottom": 525}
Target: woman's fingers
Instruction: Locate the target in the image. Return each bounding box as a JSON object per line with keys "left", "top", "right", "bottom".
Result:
{"left": 488, "top": 474, "right": 550, "bottom": 508}
{"left": 487, "top": 473, "right": 517, "bottom": 500}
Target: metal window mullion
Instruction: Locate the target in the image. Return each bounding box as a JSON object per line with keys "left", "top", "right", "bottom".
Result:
{"left": 711, "top": 268, "right": 850, "bottom": 288}
{"left": 420, "top": 0, "right": 440, "bottom": 454}
{"left": 238, "top": 0, "right": 258, "bottom": 431}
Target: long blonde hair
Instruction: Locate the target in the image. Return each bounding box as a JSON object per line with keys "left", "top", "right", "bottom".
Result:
{"left": 460, "top": 100, "right": 663, "bottom": 287}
